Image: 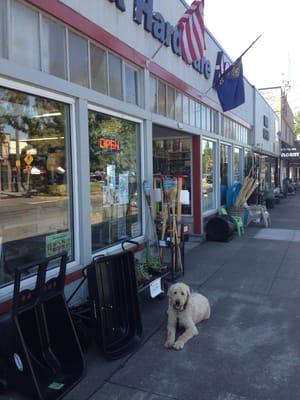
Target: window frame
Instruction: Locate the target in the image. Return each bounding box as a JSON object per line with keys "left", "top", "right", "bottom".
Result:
{"left": 87, "top": 104, "right": 145, "bottom": 257}
{"left": 0, "top": 77, "right": 79, "bottom": 302}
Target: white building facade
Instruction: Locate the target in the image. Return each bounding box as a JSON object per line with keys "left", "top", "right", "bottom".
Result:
{"left": 0, "top": 0, "right": 279, "bottom": 306}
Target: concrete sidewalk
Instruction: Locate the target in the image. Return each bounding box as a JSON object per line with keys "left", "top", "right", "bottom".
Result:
{"left": 5, "top": 193, "right": 300, "bottom": 400}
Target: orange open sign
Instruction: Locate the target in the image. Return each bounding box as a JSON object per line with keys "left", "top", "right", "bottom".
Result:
{"left": 99, "top": 137, "right": 121, "bottom": 151}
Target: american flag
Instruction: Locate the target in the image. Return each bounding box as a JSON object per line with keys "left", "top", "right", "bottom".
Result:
{"left": 178, "top": 0, "right": 205, "bottom": 64}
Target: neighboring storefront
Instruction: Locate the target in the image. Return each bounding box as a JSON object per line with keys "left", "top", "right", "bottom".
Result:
{"left": 280, "top": 143, "right": 300, "bottom": 182}
{"left": 0, "top": 0, "right": 279, "bottom": 305}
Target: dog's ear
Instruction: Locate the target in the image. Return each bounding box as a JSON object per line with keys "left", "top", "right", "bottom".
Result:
{"left": 185, "top": 284, "right": 191, "bottom": 297}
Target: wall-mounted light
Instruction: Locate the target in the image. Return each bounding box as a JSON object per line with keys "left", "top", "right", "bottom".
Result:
{"left": 32, "top": 112, "right": 62, "bottom": 118}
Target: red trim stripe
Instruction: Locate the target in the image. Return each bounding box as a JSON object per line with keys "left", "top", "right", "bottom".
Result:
{"left": 23, "top": 0, "right": 251, "bottom": 128}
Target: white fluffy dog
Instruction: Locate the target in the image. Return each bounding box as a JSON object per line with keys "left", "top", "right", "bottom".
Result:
{"left": 165, "top": 282, "right": 210, "bottom": 350}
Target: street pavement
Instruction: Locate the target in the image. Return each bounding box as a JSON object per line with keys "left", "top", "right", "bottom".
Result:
{"left": 3, "top": 192, "right": 300, "bottom": 400}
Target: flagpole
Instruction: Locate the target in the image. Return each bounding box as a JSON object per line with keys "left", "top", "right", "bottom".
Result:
{"left": 237, "top": 33, "right": 263, "bottom": 60}
{"left": 148, "top": 34, "right": 174, "bottom": 62}
{"left": 146, "top": 25, "right": 178, "bottom": 68}
{"left": 204, "top": 33, "right": 263, "bottom": 95}
{"left": 147, "top": 1, "right": 205, "bottom": 67}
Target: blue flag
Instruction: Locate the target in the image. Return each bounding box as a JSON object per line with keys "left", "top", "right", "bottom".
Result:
{"left": 215, "top": 58, "right": 245, "bottom": 112}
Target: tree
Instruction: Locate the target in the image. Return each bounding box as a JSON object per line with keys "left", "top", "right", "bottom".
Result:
{"left": 294, "top": 111, "right": 300, "bottom": 140}
{"left": 88, "top": 111, "right": 138, "bottom": 176}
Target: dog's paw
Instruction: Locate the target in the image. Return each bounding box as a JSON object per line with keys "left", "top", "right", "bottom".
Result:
{"left": 164, "top": 340, "right": 175, "bottom": 349}
{"left": 173, "top": 340, "right": 185, "bottom": 350}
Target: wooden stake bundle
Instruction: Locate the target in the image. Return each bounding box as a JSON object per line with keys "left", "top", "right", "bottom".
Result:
{"left": 163, "top": 177, "right": 177, "bottom": 274}
{"left": 176, "top": 176, "right": 183, "bottom": 273}
{"left": 234, "top": 168, "right": 258, "bottom": 208}
{"left": 159, "top": 177, "right": 168, "bottom": 260}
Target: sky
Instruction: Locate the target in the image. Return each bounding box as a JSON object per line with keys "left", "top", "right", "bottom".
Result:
{"left": 187, "top": 0, "right": 300, "bottom": 114}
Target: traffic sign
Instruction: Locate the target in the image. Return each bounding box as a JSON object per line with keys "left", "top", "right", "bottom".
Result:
{"left": 24, "top": 155, "right": 33, "bottom": 165}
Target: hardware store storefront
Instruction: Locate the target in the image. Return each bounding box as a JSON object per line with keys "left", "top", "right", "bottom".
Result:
{"left": 0, "top": 0, "right": 258, "bottom": 305}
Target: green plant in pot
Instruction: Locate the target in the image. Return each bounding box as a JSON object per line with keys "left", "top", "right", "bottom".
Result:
{"left": 146, "top": 256, "right": 168, "bottom": 276}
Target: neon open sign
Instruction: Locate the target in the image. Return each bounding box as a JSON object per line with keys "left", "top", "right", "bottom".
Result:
{"left": 99, "top": 137, "right": 121, "bottom": 151}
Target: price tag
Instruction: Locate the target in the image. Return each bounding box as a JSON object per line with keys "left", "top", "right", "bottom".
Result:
{"left": 149, "top": 278, "right": 163, "bottom": 298}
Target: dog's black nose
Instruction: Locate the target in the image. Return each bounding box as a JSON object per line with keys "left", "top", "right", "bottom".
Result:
{"left": 175, "top": 300, "right": 180, "bottom": 306}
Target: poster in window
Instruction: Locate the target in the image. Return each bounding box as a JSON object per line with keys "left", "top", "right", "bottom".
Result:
{"left": 46, "top": 231, "right": 71, "bottom": 257}
{"left": 107, "top": 164, "right": 116, "bottom": 188}
{"left": 119, "top": 172, "right": 129, "bottom": 204}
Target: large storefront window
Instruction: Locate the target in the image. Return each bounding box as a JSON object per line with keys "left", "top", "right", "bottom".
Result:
{"left": 233, "top": 147, "right": 242, "bottom": 183}
{"left": 202, "top": 139, "right": 216, "bottom": 212}
{"left": 153, "top": 137, "right": 192, "bottom": 215}
{"left": 244, "top": 149, "right": 254, "bottom": 176}
{"left": 0, "top": 87, "right": 73, "bottom": 287}
{"left": 89, "top": 110, "right": 141, "bottom": 252}
{"left": 220, "top": 144, "right": 230, "bottom": 205}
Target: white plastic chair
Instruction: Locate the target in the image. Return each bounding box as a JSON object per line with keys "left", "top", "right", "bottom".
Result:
{"left": 244, "top": 203, "right": 271, "bottom": 228}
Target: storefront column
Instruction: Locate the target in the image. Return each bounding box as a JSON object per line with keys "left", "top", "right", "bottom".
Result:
{"left": 76, "top": 99, "right": 92, "bottom": 266}
{"left": 144, "top": 120, "right": 153, "bottom": 182}
{"left": 192, "top": 135, "right": 201, "bottom": 234}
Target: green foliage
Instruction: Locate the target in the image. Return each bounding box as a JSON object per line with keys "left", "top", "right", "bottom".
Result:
{"left": 135, "top": 259, "right": 151, "bottom": 286}
{"left": 294, "top": 111, "right": 300, "bottom": 138}
{"left": 145, "top": 255, "right": 161, "bottom": 270}
{"left": 0, "top": 89, "right": 66, "bottom": 152}
{"left": 88, "top": 111, "right": 138, "bottom": 174}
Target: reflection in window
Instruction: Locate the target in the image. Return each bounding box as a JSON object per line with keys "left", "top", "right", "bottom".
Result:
{"left": 189, "top": 99, "right": 195, "bottom": 127}
{"left": 89, "top": 111, "right": 141, "bottom": 251}
{"left": 195, "top": 102, "right": 201, "bottom": 128}
{"left": 175, "top": 91, "right": 182, "bottom": 122}
{"left": 202, "top": 139, "right": 215, "bottom": 212}
{"left": 259, "top": 155, "right": 269, "bottom": 191}
{"left": 68, "top": 31, "right": 89, "bottom": 87}
{"left": 167, "top": 86, "right": 175, "bottom": 119}
{"left": 220, "top": 144, "right": 230, "bottom": 205}
{"left": 212, "top": 110, "right": 219, "bottom": 134}
{"left": 153, "top": 138, "right": 192, "bottom": 215}
{"left": 11, "top": 0, "right": 40, "bottom": 69}
{"left": 125, "top": 64, "right": 138, "bottom": 105}
{"left": 90, "top": 44, "right": 107, "bottom": 94}
{"left": 0, "top": 87, "right": 73, "bottom": 287}
{"left": 42, "top": 17, "right": 67, "bottom": 79}
{"left": 234, "top": 147, "right": 242, "bottom": 183}
{"left": 150, "top": 76, "right": 157, "bottom": 113}
{"left": 183, "top": 96, "right": 189, "bottom": 124}
{"left": 108, "top": 53, "right": 122, "bottom": 100}
{"left": 244, "top": 149, "right": 254, "bottom": 176}
{"left": 206, "top": 108, "right": 211, "bottom": 132}
{"left": 158, "top": 81, "right": 166, "bottom": 116}
{"left": 201, "top": 105, "right": 207, "bottom": 130}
